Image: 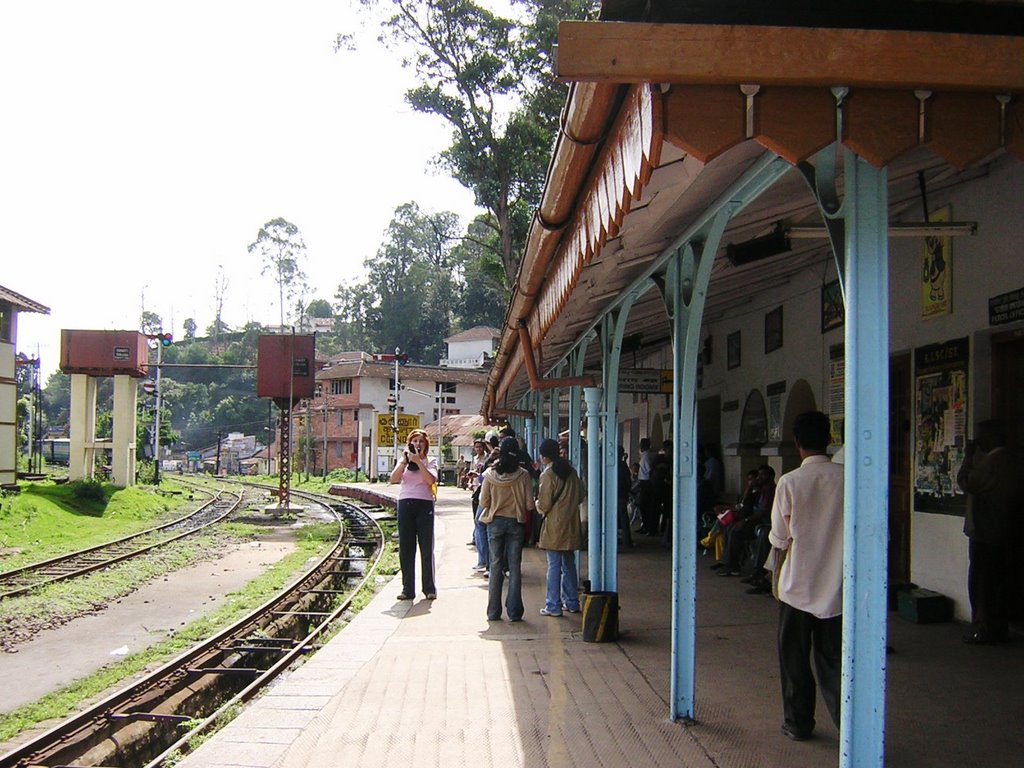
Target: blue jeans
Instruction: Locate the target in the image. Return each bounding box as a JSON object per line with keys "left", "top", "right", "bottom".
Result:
{"left": 545, "top": 550, "right": 580, "bottom": 614}
{"left": 474, "top": 507, "right": 490, "bottom": 568}
{"left": 486, "top": 516, "right": 525, "bottom": 621}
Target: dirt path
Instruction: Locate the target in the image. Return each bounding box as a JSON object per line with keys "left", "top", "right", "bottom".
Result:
{"left": 0, "top": 537, "right": 295, "bottom": 715}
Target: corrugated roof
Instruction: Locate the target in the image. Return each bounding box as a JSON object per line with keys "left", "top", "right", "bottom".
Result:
{"left": 445, "top": 326, "right": 500, "bottom": 343}
{"left": 0, "top": 284, "right": 50, "bottom": 314}
{"left": 420, "top": 413, "right": 491, "bottom": 445}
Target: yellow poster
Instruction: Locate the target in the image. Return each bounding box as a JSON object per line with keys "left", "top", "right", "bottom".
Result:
{"left": 921, "top": 206, "right": 952, "bottom": 318}
{"left": 376, "top": 413, "right": 422, "bottom": 447}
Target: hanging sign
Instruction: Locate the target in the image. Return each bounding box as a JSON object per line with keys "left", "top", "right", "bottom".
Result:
{"left": 618, "top": 368, "right": 673, "bottom": 394}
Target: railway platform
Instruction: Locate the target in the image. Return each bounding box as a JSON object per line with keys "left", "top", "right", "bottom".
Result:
{"left": 177, "top": 484, "right": 1022, "bottom": 768}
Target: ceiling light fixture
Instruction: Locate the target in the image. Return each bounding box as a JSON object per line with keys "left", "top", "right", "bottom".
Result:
{"left": 788, "top": 221, "right": 977, "bottom": 239}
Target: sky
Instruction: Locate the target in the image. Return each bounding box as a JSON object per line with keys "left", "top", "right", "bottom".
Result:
{"left": 2, "top": 1, "right": 490, "bottom": 379}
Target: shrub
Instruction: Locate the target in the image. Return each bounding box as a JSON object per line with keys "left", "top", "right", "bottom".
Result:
{"left": 69, "top": 479, "right": 107, "bottom": 502}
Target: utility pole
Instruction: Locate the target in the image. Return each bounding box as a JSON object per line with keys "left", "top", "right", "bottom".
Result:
{"left": 304, "top": 405, "right": 312, "bottom": 482}
{"left": 437, "top": 387, "right": 443, "bottom": 485}
{"left": 393, "top": 347, "right": 400, "bottom": 464}
{"left": 153, "top": 338, "right": 163, "bottom": 484}
{"left": 322, "top": 404, "right": 328, "bottom": 477}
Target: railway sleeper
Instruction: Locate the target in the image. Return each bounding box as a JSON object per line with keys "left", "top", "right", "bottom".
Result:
{"left": 108, "top": 712, "right": 193, "bottom": 724}
{"left": 186, "top": 667, "right": 266, "bottom": 676}
{"left": 38, "top": 676, "right": 232, "bottom": 768}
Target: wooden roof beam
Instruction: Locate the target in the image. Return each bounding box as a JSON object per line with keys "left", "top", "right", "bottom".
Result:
{"left": 555, "top": 22, "right": 1024, "bottom": 92}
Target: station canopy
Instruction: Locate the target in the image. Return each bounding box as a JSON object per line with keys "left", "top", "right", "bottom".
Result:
{"left": 483, "top": 0, "right": 1024, "bottom": 416}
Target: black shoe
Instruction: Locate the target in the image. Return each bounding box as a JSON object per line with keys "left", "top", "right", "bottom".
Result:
{"left": 709, "top": 563, "right": 726, "bottom": 571}
{"left": 746, "top": 582, "right": 771, "bottom": 595}
{"left": 781, "top": 723, "right": 812, "bottom": 741}
{"left": 718, "top": 569, "right": 741, "bottom": 577}
{"left": 964, "top": 629, "right": 996, "bottom": 645}
{"left": 397, "top": 593, "right": 414, "bottom": 600}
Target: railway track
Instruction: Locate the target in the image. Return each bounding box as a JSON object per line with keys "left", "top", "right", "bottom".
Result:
{"left": 0, "top": 486, "right": 390, "bottom": 768}
{"left": 0, "top": 484, "right": 241, "bottom": 600}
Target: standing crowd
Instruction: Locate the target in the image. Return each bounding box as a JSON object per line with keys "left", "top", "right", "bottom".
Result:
{"left": 388, "top": 412, "right": 856, "bottom": 744}
{"left": 394, "top": 425, "right": 588, "bottom": 623}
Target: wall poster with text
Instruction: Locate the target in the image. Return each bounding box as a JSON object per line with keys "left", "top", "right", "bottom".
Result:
{"left": 913, "top": 337, "right": 968, "bottom": 515}
{"left": 828, "top": 344, "right": 845, "bottom": 445}
{"left": 921, "top": 206, "right": 952, "bottom": 318}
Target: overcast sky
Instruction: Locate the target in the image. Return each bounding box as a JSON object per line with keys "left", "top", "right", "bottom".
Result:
{"left": 2, "top": 1, "right": 488, "bottom": 378}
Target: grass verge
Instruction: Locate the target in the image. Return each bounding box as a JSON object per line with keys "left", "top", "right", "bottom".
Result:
{"left": 0, "top": 522, "right": 339, "bottom": 743}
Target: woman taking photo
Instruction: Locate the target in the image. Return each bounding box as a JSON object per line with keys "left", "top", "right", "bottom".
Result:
{"left": 536, "top": 438, "right": 585, "bottom": 617}
{"left": 479, "top": 437, "right": 535, "bottom": 622}
{"left": 389, "top": 429, "right": 438, "bottom": 601}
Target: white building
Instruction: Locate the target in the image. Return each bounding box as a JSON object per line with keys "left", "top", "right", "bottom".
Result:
{"left": 440, "top": 326, "right": 500, "bottom": 369}
{"left": 0, "top": 285, "right": 49, "bottom": 487}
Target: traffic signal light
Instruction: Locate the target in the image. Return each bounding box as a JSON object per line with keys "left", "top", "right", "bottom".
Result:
{"left": 144, "top": 332, "right": 173, "bottom": 347}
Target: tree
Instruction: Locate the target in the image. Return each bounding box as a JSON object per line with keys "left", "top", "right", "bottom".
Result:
{"left": 212, "top": 266, "right": 229, "bottom": 344}
{"left": 454, "top": 213, "right": 509, "bottom": 328}
{"left": 356, "top": 202, "right": 462, "bottom": 362}
{"left": 140, "top": 310, "right": 163, "bottom": 335}
{"left": 205, "top": 318, "right": 231, "bottom": 339}
{"left": 332, "top": 281, "right": 374, "bottom": 353}
{"left": 306, "top": 298, "right": 334, "bottom": 318}
{"left": 345, "top": 1, "right": 598, "bottom": 284}
{"left": 183, "top": 317, "right": 198, "bottom": 340}
{"left": 248, "top": 218, "right": 308, "bottom": 329}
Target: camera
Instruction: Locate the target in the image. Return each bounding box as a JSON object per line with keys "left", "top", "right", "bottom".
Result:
{"left": 406, "top": 443, "right": 420, "bottom": 470}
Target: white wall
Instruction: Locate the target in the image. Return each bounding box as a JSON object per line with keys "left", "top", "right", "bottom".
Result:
{"left": 0, "top": 339, "right": 14, "bottom": 485}
{"left": 616, "top": 155, "right": 1024, "bottom": 620}
{"left": 888, "top": 156, "right": 1024, "bottom": 617}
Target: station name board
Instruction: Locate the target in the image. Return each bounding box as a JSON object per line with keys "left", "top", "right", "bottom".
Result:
{"left": 618, "top": 368, "right": 673, "bottom": 394}
{"left": 376, "top": 413, "right": 422, "bottom": 447}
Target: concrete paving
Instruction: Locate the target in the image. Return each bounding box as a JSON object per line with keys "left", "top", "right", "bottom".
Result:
{"left": 177, "top": 484, "right": 1023, "bottom": 768}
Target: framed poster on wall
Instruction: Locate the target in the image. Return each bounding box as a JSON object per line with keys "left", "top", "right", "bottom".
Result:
{"left": 921, "top": 206, "right": 953, "bottom": 318}
{"left": 727, "top": 331, "right": 741, "bottom": 369}
{"left": 913, "top": 337, "right": 968, "bottom": 515}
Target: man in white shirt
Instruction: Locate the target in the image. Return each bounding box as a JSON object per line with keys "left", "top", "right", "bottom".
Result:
{"left": 636, "top": 437, "right": 654, "bottom": 534}
{"left": 768, "top": 411, "right": 844, "bottom": 742}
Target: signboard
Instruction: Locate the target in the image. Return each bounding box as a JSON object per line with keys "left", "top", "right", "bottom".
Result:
{"left": 376, "top": 413, "right": 422, "bottom": 447}
{"left": 187, "top": 451, "right": 202, "bottom": 461}
{"left": 618, "top": 368, "right": 673, "bottom": 394}
{"left": 989, "top": 285, "right": 1024, "bottom": 327}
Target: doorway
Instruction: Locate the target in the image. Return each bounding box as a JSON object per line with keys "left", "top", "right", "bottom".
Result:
{"left": 889, "top": 353, "right": 912, "bottom": 584}
{"left": 991, "top": 330, "right": 1024, "bottom": 620}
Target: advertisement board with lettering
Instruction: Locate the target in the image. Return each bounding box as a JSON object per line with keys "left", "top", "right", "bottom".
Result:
{"left": 913, "top": 337, "right": 968, "bottom": 515}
